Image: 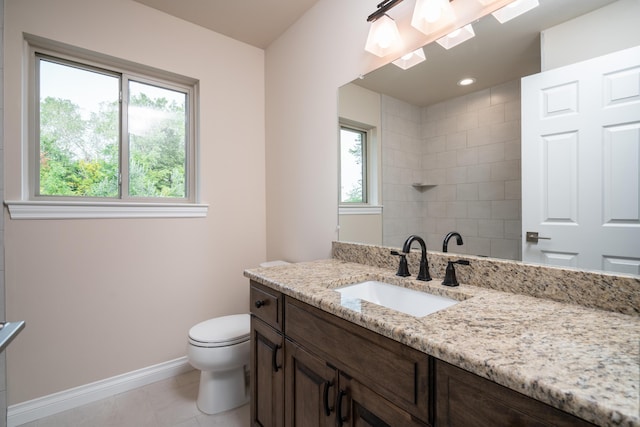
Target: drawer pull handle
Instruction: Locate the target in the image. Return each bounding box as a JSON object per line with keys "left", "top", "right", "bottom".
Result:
{"left": 254, "top": 300, "right": 265, "bottom": 308}
{"left": 272, "top": 344, "right": 282, "bottom": 372}
{"left": 323, "top": 380, "right": 334, "bottom": 416}
{"left": 336, "top": 389, "right": 348, "bottom": 426}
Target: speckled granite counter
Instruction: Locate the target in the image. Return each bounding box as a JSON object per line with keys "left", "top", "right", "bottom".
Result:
{"left": 244, "top": 258, "right": 640, "bottom": 427}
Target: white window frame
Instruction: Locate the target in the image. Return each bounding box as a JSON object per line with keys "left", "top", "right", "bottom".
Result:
{"left": 5, "top": 35, "right": 208, "bottom": 219}
{"left": 338, "top": 120, "right": 382, "bottom": 215}
{"left": 340, "top": 125, "right": 368, "bottom": 205}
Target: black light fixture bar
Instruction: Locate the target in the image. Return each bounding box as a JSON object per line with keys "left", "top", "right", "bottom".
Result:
{"left": 367, "top": 0, "right": 405, "bottom": 22}
{"left": 367, "top": 0, "right": 455, "bottom": 22}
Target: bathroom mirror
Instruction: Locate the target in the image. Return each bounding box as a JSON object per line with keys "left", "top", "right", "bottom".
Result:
{"left": 338, "top": 0, "right": 638, "bottom": 271}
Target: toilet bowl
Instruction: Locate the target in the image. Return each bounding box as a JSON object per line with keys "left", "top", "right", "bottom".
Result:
{"left": 187, "top": 314, "right": 250, "bottom": 414}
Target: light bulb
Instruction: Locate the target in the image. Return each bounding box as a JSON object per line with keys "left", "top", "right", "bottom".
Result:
{"left": 424, "top": 0, "right": 445, "bottom": 23}
{"left": 411, "top": 0, "right": 455, "bottom": 36}
{"left": 376, "top": 19, "right": 397, "bottom": 48}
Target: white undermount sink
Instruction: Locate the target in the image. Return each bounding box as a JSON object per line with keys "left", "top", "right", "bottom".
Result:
{"left": 335, "top": 280, "right": 459, "bottom": 317}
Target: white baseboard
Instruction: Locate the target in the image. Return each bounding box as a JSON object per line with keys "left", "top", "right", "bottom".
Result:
{"left": 7, "top": 356, "right": 192, "bottom": 427}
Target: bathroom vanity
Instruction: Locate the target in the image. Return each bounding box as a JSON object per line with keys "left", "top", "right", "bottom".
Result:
{"left": 245, "top": 243, "right": 640, "bottom": 427}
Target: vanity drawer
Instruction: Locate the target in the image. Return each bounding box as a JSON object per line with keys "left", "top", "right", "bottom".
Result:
{"left": 284, "top": 296, "right": 430, "bottom": 423}
{"left": 250, "top": 280, "right": 283, "bottom": 331}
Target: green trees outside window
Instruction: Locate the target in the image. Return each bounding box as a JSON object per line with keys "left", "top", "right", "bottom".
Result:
{"left": 340, "top": 126, "right": 367, "bottom": 204}
{"left": 38, "top": 57, "right": 189, "bottom": 199}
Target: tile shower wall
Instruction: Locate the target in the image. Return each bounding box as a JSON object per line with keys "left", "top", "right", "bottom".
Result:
{"left": 382, "top": 80, "right": 522, "bottom": 260}
{"left": 381, "top": 95, "right": 424, "bottom": 247}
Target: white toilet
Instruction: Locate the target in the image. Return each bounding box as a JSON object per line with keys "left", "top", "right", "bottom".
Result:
{"left": 187, "top": 313, "right": 250, "bottom": 414}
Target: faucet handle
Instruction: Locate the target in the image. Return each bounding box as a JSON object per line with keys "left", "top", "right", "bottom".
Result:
{"left": 390, "top": 251, "right": 411, "bottom": 277}
{"left": 442, "top": 259, "right": 470, "bottom": 287}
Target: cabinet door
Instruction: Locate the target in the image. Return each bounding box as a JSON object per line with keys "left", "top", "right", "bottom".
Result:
{"left": 435, "top": 360, "right": 596, "bottom": 427}
{"left": 337, "top": 373, "right": 430, "bottom": 427}
{"left": 285, "top": 297, "right": 429, "bottom": 422}
{"left": 285, "top": 340, "right": 338, "bottom": 427}
{"left": 251, "top": 316, "right": 284, "bottom": 427}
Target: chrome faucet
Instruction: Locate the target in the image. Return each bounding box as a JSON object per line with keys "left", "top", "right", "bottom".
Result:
{"left": 442, "top": 231, "right": 463, "bottom": 253}
{"left": 401, "top": 235, "right": 432, "bottom": 281}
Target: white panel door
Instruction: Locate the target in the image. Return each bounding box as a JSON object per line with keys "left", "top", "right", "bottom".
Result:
{"left": 522, "top": 45, "right": 640, "bottom": 275}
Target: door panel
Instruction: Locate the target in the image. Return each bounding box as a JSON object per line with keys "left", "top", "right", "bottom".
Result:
{"left": 285, "top": 340, "right": 337, "bottom": 427}
{"left": 522, "top": 45, "right": 640, "bottom": 273}
{"left": 251, "top": 317, "right": 284, "bottom": 427}
{"left": 339, "top": 373, "right": 429, "bottom": 427}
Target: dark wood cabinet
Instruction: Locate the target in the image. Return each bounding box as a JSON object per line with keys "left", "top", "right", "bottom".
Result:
{"left": 434, "top": 360, "right": 596, "bottom": 427}
{"left": 338, "top": 373, "right": 430, "bottom": 427}
{"left": 250, "top": 279, "right": 429, "bottom": 427}
{"left": 251, "top": 317, "right": 284, "bottom": 427}
{"left": 250, "top": 280, "right": 595, "bottom": 427}
{"left": 250, "top": 282, "right": 285, "bottom": 427}
{"left": 285, "top": 338, "right": 428, "bottom": 427}
{"left": 285, "top": 339, "right": 337, "bottom": 427}
{"left": 284, "top": 297, "right": 430, "bottom": 424}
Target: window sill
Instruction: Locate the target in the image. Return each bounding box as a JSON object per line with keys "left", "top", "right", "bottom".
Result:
{"left": 338, "top": 205, "right": 383, "bottom": 215}
{"left": 4, "top": 200, "right": 209, "bottom": 220}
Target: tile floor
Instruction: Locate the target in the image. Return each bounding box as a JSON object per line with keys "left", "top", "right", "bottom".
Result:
{"left": 17, "top": 369, "right": 249, "bottom": 427}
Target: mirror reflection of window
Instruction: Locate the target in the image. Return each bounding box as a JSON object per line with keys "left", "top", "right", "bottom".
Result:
{"left": 340, "top": 126, "right": 367, "bottom": 204}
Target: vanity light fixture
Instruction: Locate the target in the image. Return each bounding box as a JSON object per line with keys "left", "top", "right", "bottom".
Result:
{"left": 365, "top": 0, "right": 457, "bottom": 57}
{"left": 411, "top": 0, "right": 455, "bottom": 36}
{"left": 491, "top": 0, "right": 539, "bottom": 24}
{"left": 436, "top": 23, "right": 475, "bottom": 49}
{"left": 392, "top": 47, "right": 427, "bottom": 69}
{"left": 365, "top": 0, "right": 404, "bottom": 57}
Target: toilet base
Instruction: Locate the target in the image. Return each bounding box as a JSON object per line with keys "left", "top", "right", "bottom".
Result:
{"left": 196, "top": 366, "right": 249, "bottom": 415}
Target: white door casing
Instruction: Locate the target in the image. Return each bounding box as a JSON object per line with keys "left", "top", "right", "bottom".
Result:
{"left": 522, "top": 45, "right": 640, "bottom": 275}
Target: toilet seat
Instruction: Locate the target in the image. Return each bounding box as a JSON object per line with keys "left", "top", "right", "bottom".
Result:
{"left": 188, "top": 314, "right": 250, "bottom": 348}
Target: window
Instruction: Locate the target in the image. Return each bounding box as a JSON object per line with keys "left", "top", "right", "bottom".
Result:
{"left": 5, "top": 36, "right": 206, "bottom": 219}
{"left": 36, "top": 52, "right": 193, "bottom": 201}
{"left": 340, "top": 125, "right": 368, "bottom": 204}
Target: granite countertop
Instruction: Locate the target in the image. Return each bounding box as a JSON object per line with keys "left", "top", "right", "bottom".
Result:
{"left": 244, "top": 259, "right": 640, "bottom": 427}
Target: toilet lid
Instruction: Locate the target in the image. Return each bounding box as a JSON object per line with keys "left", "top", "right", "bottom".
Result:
{"left": 189, "top": 314, "right": 250, "bottom": 346}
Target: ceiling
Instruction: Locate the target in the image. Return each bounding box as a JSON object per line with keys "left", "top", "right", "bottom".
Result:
{"left": 132, "top": 0, "right": 321, "bottom": 49}
{"left": 133, "top": 0, "right": 617, "bottom": 107}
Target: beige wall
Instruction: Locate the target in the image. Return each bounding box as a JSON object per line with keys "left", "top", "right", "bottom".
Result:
{"left": 4, "top": 0, "right": 266, "bottom": 404}
{"left": 338, "top": 83, "right": 383, "bottom": 245}
{"left": 541, "top": 0, "right": 640, "bottom": 70}
{"left": 265, "top": 0, "right": 514, "bottom": 262}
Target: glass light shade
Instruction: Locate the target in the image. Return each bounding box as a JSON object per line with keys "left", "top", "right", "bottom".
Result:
{"left": 392, "top": 48, "right": 427, "bottom": 70}
{"left": 435, "top": 24, "right": 475, "bottom": 49}
{"left": 492, "top": 0, "right": 539, "bottom": 23}
{"left": 365, "top": 15, "right": 402, "bottom": 57}
{"left": 411, "top": 0, "right": 455, "bottom": 35}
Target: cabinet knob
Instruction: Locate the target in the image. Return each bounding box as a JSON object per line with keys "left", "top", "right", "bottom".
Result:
{"left": 254, "top": 300, "right": 265, "bottom": 308}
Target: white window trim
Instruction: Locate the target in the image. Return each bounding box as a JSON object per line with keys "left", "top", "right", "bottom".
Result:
{"left": 338, "top": 205, "right": 383, "bottom": 215}
{"left": 5, "top": 200, "right": 208, "bottom": 220}
{"left": 12, "top": 34, "right": 207, "bottom": 220}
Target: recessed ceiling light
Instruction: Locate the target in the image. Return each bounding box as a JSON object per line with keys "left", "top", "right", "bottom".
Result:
{"left": 458, "top": 78, "right": 476, "bottom": 86}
